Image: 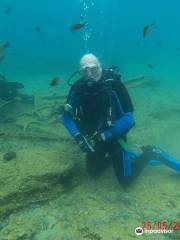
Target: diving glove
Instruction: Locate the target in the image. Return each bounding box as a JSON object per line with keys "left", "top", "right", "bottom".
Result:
{"left": 74, "top": 133, "right": 95, "bottom": 154}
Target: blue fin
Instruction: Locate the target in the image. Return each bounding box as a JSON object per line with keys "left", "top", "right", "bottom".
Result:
{"left": 142, "top": 145, "right": 180, "bottom": 172}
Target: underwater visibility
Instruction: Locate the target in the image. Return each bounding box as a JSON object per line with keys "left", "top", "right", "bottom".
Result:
{"left": 0, "top": 0, "right": 180, "bottom": 239}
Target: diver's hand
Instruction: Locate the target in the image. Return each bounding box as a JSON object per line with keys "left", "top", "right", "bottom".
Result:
{"left": 74, "top": 133, "right": 95, "bottom": 154}
{"left": 88, "top": 131, "right": 106, "bottom": 152}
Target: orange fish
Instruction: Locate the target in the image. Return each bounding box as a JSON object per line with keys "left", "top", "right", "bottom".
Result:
{"left": 70, "top": 22, "right": 87, "bottom": 31}
{"left": 50, "top": 77, "right": 60, "bottom": 87}
{"left": 143, "top": 23, "right": 155, "bottom": 38}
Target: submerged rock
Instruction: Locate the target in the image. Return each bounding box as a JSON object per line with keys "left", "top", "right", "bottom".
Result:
{"left": 3, "top": 151, "right": 16, "bottom": 161}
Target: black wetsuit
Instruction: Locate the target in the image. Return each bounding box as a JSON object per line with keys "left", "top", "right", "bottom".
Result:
{"left": 62, "top": 69, "right": 150, "bottom": 184}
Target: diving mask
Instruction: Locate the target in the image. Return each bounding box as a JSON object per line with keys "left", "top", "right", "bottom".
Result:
{"left": 80, "top": 54, "right": 102, "bottom": 81}
{"left": 81, "top": 65, "right": 102, "bottom": 82}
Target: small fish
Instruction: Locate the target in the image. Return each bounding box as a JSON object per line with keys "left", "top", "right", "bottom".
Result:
{"left": 157, "top": 41, "right": 163, "bottom": 46}
{"left": 70, "top": 22, "right": 87, "bottom": 31}
{"left": 147, "top": 64, "right": 155, "bottom": 69}
{"left": 143, "top": 23, "right": 155, "bottom": 38}
{"left": 35, "top": 26, "right": 41, "bottom": 33}
{"left": 6, "top": 7, "right": 12, "bottom": 15}
{"left": 0, "top": 41, "right": 10, "bottom": 62}
{"left": 50, "top": 77, "right": 60, "bottom": 86}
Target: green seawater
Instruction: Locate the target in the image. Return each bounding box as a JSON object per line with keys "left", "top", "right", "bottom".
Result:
{"left": 0, "top": 0, "right": 180, "bottom": 239}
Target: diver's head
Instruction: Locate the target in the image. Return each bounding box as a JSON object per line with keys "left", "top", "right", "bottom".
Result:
{"left": 80, "top": 53, "right": 102, "bottom": 82}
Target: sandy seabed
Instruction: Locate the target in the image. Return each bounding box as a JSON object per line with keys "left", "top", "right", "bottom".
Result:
{"left": 0, "top": 72, "right": 180, "bottom": 240}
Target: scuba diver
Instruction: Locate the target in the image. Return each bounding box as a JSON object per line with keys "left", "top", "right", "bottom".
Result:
{"left": 61, "top": 53, "right": 180, "bottom": 184}
{"left": 0, "top": 74, "right": 24, "bottom": 101}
